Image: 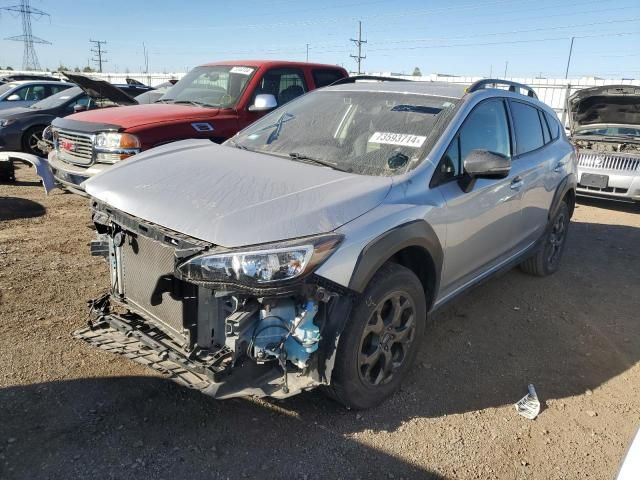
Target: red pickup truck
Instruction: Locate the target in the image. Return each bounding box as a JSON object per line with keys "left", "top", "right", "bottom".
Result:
{"left": 46, "top": 60, "right": 348, "bottom": 193}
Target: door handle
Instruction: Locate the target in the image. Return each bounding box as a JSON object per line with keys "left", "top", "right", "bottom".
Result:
{"left": 510, "top": 176, "right": 524, "bottom": 190}
{"left": 553, "top": 161, "right": 566, "bottom": 173}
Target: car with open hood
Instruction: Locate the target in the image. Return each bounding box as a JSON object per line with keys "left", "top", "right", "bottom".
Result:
{"left": 76, "top": 78, "right": 577, "bottom": 409}
{"left": 568, "top": 84, "right": 640, "bottom": 203}
{"left": 45, "top": 60, "right": 348, "bottom": 194}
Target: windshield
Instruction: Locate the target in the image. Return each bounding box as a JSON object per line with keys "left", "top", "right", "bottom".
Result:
{"left": 160, "top": 65, "right": 255, "bottom": 108}
{"left": 30, "top": 86, "right": 82, "bottom": 109}
{"left": 231, "top": 90, "right": 459, "bottom": 176}
{"left": 576, "top": 126, "right": 640, "bottom": 138}
{"left": 0, "top": 83, "right": 19, "bottom": 96}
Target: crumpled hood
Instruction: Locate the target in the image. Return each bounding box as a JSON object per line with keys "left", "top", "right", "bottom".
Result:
{"left": 568, "top": 85, "right": 640, "bottom": 133}
{"left": 84, "top": 140, "right": 392, "bottom": 247}
{"left": 67, "top": 103, "right": 221, "bottom": 129}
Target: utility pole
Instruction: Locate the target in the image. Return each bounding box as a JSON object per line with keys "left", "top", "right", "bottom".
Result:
{"left": 306, "top": 43, "right": 310, "bottom": 62}
{"left": 564, "top": 36, "right": 575, "bottom": 79}
{"left": 489, "top": 64, "right": 493, "bottom": 78}
{"left": 143, "top": 42, "right": 149, "bottom": 73}
{"left": 503, "top": 61, "right": 509, "bottom": 78}
{"left": 350, "top": 20, "right": 367, "bottom": 75}
{"left": 90, "top": 39, "right": 107, "bottom": 73}
{"left": 1, "top": 0, "right": 51, "bottom": 71}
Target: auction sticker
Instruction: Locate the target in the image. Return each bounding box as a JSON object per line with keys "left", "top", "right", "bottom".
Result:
{"left": 230, "top": 66, "right": 255, "bottom": 75}
{"left": 369, "top": 132, "right": 426, "bottom": 148}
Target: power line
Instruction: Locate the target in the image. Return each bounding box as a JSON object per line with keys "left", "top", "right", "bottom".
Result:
{"left": 90, "top": 39, "right": 107, "bottom": 72}
{"left": 1, "top": 0, "right": 51, "bottom": 70}
{"left": 350, "top": 20, "right": 367, "bottom": 74}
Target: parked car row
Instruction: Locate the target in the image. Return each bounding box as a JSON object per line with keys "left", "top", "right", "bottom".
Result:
{"left": 0, "top": 73, "right": 154, "bottom": 157}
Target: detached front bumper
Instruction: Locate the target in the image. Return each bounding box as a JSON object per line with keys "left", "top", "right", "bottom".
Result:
{"left": 0, "top": 151, "right": 57, "bottom": 194}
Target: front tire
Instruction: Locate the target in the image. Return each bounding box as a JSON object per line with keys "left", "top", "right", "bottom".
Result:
{"left": 22, "top": 125, "right": 46, "bottom": 156}
{"left": 327, "top": 262, "right": 426, "bottom": 409}
{"left": 520, "top": 200, "right": 570, "bottom": 277}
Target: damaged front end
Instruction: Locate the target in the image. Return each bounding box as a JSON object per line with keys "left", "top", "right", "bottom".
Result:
{"left": 75, "top": 201, "right": 353, "bottom": 400}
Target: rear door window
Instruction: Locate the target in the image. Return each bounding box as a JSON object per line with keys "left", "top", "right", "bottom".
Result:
{"left": 510, "top": 101, "right": 545, "bottom": 155}
{"left": 312, "top": 69, "right": 345, "bottom": 88}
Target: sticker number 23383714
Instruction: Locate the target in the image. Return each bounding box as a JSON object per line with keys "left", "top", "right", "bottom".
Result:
{"left": 368, "top": 132, "right": 427, "bottom": 148}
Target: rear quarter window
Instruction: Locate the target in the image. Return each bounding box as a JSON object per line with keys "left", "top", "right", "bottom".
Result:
{"left": 544, "top": 110, "right": 561, "bottom": 140}
{"left": 312, "top": 69, "right": 346, "bottom": 88}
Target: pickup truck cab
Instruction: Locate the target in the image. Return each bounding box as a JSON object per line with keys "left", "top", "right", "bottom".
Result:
{"left": 47, "top": 60, "right": 348, "bottom": 193}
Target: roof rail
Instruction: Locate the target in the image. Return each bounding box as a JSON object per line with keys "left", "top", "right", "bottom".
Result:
{"left": 466, "top": 79, "right": 538, "bottom": 99}
{"left": 330, "top": 75, "right": 410, "bottom": 86}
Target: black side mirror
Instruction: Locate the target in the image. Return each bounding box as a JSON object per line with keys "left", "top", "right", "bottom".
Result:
{"left": 458, "top": 150, "right": 511, "bottom": 193}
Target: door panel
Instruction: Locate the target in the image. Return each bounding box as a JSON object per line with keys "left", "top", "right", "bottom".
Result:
{"left": 508, "top": 101, "right": 561, "bottom": 246}
{"left": 437, "top": 176, "right": 521, "bottom": 299}
{"left": 433, "top": 98, "right": 523, "bottom": 298}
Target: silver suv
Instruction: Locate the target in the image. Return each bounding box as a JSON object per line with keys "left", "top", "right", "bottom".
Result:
{"left": 77, "top": 78, "right": 577, "bottom": 409}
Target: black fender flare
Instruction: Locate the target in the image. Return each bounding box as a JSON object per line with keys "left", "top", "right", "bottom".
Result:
{"left": 549, "top": 173, "right": 576, "bottom": 220}
{"left": 347, "top": 220, "right": 443, "bottom": 302}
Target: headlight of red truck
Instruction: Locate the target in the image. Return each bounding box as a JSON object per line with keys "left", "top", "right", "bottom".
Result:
{"left": 94, "top": 132, "right": 141, "bottom": 163}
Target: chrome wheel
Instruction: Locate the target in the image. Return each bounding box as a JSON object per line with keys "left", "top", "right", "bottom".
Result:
{"left": 358, "top": 291, "right": 416, "bottom": 386}
{"left": 24, "top": 127, "right": 45, "bottom": 155}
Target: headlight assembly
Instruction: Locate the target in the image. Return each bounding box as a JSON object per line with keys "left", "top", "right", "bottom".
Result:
{"left": 0, "top": 119, "right": 16, "bottom": 128}
{"left": 94, "top": 132, "right": 141, "bottom": 162}
{"left": 176, "top": 234, "right": 343, "bottom": 287}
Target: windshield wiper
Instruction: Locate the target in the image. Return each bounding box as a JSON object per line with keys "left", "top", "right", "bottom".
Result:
{"left": 264, "top": 112, "right": 295, "bottom": 144}
{"left": 288, "top": 152, "right": 350, "bottom": 172}
{"left": 172, "top": 100, "right": 214, "bottom": 107}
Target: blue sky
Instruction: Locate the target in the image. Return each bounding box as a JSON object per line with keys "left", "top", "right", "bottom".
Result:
{"left": 1, "top": 0, "right": 639, "bottom": 78}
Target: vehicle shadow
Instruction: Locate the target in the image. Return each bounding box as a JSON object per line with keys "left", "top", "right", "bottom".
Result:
{"left": 0, "top": 377, "right": 444, "bottom": 480}
{"left": 0, "top": 197, "right": 46, "bottom": 221}
{"left": 577, "top": 195, "right": 639, "bottom": 213}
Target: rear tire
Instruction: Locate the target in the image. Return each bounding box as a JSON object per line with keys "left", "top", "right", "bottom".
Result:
{"left": 520, "top": 201, "right": 570, "bottom": 277}
{"left": 326, "top": 262, "right": 426, "bottom": 409}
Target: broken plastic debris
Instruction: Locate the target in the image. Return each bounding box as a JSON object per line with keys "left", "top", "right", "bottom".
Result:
{"left": 515, "top": 384, "right": 541, "bottom": 420}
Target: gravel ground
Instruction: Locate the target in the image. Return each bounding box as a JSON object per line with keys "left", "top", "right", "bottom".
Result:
{"left": 1, "top": 163, "right": 639, "bottom": 480}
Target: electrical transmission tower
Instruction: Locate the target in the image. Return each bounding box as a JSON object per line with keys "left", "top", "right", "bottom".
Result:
{"left": 90, "top": 39, "right": 107, "bottom": 72}
{"left": 1, "top": 0, "right": 51, "bottom": 71}
{"left": 350, "top": 20, "right": 367, "bottom": 75}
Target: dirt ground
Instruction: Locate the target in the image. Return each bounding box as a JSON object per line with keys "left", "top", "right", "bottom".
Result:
{"left": 1, "top": 163, "right": 639, "bottom": 480}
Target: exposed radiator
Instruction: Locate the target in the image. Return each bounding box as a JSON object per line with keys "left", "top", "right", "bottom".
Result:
{"left": 120, "top": 233, "right": 196, "bottom": 340}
